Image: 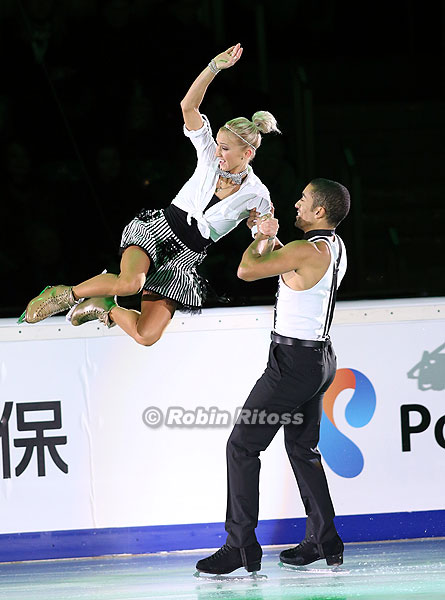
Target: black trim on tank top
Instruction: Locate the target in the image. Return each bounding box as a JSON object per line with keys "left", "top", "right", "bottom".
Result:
{"left": 303, "top": 229, "right": 335, "bottom": 240}
{"left": 274, "top": 233, "right": 343, "bottom": 342}
{"left": 307, "top": 234, "right": 343, "bottom": 339}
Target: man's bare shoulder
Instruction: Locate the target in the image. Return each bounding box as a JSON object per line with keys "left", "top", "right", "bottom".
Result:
{"left": 283, "top": 239, "right": 329, "bottom": 262}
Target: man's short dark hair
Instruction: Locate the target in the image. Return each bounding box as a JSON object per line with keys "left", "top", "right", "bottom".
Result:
{"left": 310, "top": 178, "right": 350, "bottom": 227}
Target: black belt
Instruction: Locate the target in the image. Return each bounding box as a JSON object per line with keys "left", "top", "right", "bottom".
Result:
{"left": 271, "top": 332, "right": 330, "bottom": 348}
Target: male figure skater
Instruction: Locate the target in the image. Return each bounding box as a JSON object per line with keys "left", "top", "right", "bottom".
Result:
{"left": 196, "top": 178, "right": 350, "bottom": 575}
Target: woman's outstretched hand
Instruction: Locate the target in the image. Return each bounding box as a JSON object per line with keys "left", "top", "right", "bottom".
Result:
{"left": 247, "top": 208, "right": 260, "bottom": 230}
{"left": 259, "top": 205, "right": 279, "bottom": 238}
{"left": 214, "top": 43, "right": 243, "bottom": 70}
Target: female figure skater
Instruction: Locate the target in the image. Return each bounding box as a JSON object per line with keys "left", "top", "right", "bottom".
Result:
{"left": 20, "top": 43, "right": 280, "bottom": 346}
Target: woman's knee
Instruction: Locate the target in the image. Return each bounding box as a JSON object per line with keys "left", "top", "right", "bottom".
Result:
{"left": 137, "top": 335, "right": 161, "bottom": 347}
{"left": 116, "top": 274, "right": 145, "bottom": 296}
{"left": 135, "top": 324, "right": 163, "bottom": 347}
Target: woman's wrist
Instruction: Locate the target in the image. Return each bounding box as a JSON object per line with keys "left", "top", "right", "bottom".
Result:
{"left": 208, "top": 59, "right": 221, "bottom": 75}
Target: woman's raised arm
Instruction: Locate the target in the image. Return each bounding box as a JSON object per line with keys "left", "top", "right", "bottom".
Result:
{"left": 180, "top": 43, "right": 243, "bottom": 131}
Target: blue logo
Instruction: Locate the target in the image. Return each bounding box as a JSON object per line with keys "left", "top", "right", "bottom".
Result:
{"left": 319, "top": 368, "right": 376, "bottom": 478}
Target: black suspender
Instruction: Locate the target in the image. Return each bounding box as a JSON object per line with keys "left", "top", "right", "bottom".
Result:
{"left": 309, "top": 235, "right": 343, "bottom": 340}
{"left": 273, "top": 234, "right": 343, "bottom": 340}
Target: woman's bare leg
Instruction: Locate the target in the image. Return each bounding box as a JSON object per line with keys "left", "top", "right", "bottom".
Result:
{"left": 21, "top": 246, "right": 151, "bottom": 325}
{"left": 73, "top": 246, "right": 150, "bottom": 299}
{"left": 109, "top": 292, "right": 177, "bottom": 346}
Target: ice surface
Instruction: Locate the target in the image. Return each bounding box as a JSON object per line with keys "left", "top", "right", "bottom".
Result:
{"left": 0, "top": 538, "right": 444, "bottom": 600}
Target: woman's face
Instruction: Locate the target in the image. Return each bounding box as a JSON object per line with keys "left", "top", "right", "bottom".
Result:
{"left": 215, "top": 129, "right": 250, "bottom": 172}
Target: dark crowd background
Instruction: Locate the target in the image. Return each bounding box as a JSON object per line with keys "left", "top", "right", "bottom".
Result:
{"left": 1, "top": 0, "right": 444, "bottom": 318}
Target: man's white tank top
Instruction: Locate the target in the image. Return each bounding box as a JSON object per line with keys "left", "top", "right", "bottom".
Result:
{"left": 274, "top": 234, "right": 347, "bottom": 341}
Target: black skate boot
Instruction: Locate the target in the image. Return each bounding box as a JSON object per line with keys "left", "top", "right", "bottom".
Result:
{"left": 195, "top": 542, "right": 262, "bottom": 575}
{"left": 280, "top": 534, "right": 344, "bottom": 567}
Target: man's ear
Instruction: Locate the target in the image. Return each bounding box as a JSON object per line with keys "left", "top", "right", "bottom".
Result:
{"left": 314, "top": 205, "right": 326, "bottom": 220}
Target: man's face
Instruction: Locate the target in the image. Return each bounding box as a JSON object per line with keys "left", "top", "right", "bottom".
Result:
{"left": 295, "top": 184, "right": 317, "bottom": 230}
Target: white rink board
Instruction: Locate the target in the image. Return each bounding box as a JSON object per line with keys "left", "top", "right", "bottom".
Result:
{"left": 0, "top": 299, "right": 444, "bottom": 535}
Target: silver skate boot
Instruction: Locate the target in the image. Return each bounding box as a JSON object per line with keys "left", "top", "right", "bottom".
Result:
{"left": 68, "top": 297, "right": 117, "bottom": 328}
{"left": 18, "top": 285, "right": 78, "bottom": 324}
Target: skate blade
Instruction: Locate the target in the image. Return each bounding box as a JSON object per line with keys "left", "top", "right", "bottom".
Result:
{"left": 194, "top": 570, "right": 266, "bottom": 581}
{"left": 17, "top": 286, "right": 52, "bottom": 324}
{"left": 278, "top": 562, "right": 349, "bottom": 574}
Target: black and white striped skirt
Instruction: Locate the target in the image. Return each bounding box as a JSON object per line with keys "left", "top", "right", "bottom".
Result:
{"left": 120, "top": 209, "right": 207, "bottom": 313}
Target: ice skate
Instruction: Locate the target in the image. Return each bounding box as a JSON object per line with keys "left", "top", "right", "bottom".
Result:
{"left": 195, "top": 542, "right": 262, "bottom": 576}
{"left": 68, "top": 296, "right": 117, "bottom": 328}
{"left": 193, "top": 570, "right": 266, "bottom": 581}
{"left": 279, "top": 535, "right": 344, "bottom": 568}
{"left": 18, "top": 285, "right": 77, "bottom": 324}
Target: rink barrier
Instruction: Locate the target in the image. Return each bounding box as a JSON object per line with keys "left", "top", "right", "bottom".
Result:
{"left": 1, "top": 299, "right": 445, "bottom": 563}
{"left": 0, "top": 509, "right": 444, "bottom": 563}
{"left": 3, "top": 297, "right": 445, "bottom": 342}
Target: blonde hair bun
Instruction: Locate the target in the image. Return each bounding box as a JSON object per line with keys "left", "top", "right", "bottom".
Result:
{"left": 251, "top": 111, "right": 281, "bottom": 135}
{"left": 223, "top": 111, "right": 281, "bottom": 156}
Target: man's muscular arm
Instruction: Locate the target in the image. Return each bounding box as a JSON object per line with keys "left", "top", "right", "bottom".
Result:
{"left": 238, "top": 216, "right": 317, "bottom": 282}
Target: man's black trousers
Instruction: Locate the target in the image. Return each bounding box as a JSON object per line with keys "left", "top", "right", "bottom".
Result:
{"left": 225, "top": 339, "right": 338, "bottom": 548}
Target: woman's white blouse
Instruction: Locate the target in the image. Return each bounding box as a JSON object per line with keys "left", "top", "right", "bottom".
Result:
{"left": 171, "top": 115, "right": 272, "bottom": 242}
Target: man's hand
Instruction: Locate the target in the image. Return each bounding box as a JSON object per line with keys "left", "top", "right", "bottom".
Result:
{"left": 214, "top": 43, "right": 243, "bottom": 70}
{"left": 259, "top": 216, "right": 279, "bottom": 239}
